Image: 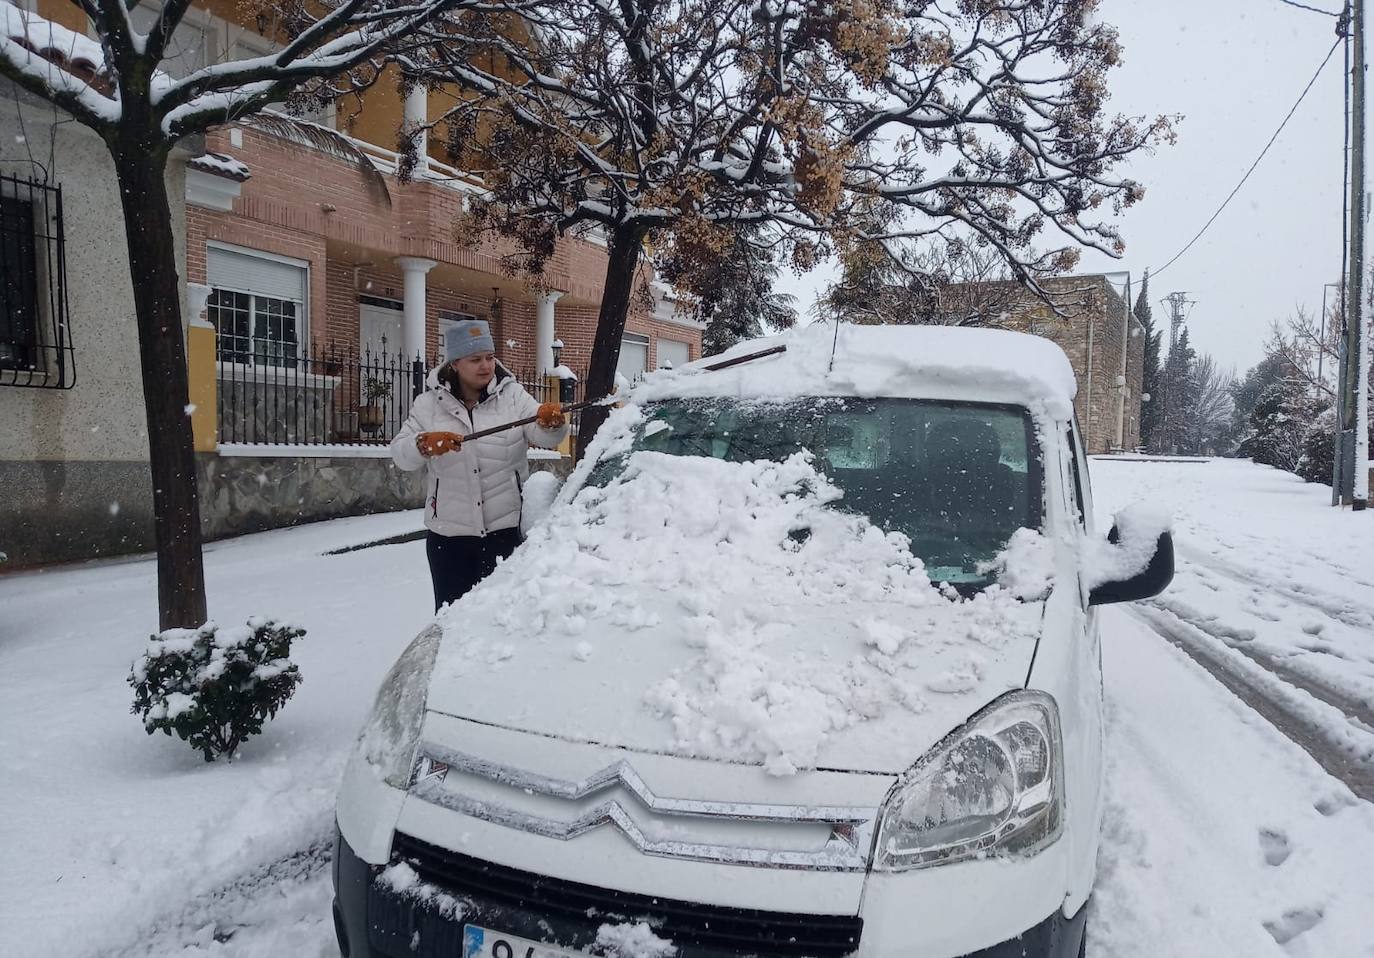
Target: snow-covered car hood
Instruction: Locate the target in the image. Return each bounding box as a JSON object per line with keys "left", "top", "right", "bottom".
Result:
{"left": 424, "top": 447, "right": 1050, "bottom": 776}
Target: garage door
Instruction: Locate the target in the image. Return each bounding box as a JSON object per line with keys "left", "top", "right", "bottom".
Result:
{"left": 617, "top": 332, "right": 649, "bottom": 383}
{"left": 657, "top": 338, "right": 690, "bottom": 369}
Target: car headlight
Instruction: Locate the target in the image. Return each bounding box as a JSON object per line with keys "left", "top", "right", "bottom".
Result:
{"left": 357, "top": 624, "right": 442, "bottom": 788}
{"left": 874, "top": 690, "right": 1063, "bottom": 871}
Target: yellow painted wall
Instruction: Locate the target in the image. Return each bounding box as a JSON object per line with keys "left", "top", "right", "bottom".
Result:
{"left": 186, "top": 322, "right": 218, "bottom": 452}
{"left": 338, "top": 64, "right": 406, "bottom": 151}
{"left": 35, "top": 0, "right": 87, "bottom": 35}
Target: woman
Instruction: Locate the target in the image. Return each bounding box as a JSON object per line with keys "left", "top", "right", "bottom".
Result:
{"left": 391, "top": 319, "right": 568, "bottom": 611}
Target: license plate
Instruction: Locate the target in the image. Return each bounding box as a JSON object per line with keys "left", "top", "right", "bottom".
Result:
{"left": 462, "top": 925, "right": 588, "bottom": 958}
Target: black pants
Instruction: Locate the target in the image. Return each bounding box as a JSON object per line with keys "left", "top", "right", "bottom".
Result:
{"left": 426, "top": 529, "right": 522, "bottom": 612}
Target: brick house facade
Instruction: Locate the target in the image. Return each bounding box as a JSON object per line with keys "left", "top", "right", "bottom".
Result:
{"left": 0, "top": 0, "right": 705, "bottom": 567}
{"left": 188, "top": 122, "right": 704, "bottom": 393}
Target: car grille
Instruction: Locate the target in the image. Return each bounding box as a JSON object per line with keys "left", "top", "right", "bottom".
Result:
{"left": 392, "top": 833, "right": 863, "bottom": 957}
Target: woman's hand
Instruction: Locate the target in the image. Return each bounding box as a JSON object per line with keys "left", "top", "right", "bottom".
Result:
{"left": 536, "top": 403, "right": 566, "bottom": 429}
{"left": 416, "top": 431, "right": 464, "bottom": 457}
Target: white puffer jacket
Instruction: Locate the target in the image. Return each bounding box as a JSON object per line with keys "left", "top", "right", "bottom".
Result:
{"left": 391, "top": 365, "right": 569, "bottom": 538}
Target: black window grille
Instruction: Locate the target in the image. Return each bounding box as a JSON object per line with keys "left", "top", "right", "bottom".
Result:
{"left": 208, "top": 288, "right": 301, "bottom": 368}
{"left": 0, "top": 174, "right": 74, "bottom": 388}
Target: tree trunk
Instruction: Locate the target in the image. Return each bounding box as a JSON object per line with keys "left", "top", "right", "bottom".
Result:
{"left": 577, "top": 223, "right": 649, "bottom": 459}
{"left": 109, "top": 137, "right": 208, "bottom": 630}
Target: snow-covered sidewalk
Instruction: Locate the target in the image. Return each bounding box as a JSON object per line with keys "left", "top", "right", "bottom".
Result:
{"left": 0, "top": 512, "right": 432, "bottom": 957}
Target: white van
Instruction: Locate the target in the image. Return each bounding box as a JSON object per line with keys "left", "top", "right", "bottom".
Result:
{"left": 333, "top": 324, "right": 1173, "bottom": 958}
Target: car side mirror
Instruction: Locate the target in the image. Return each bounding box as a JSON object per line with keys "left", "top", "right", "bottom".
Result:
{"left": 1088, "top": 528, "right": 1175, "bottom": 606}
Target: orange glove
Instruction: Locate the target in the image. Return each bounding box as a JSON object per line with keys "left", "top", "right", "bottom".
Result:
{"left": 416, "top": 431, "right": 463, "bottom": 457}
{"left": 536, "top": 402, "right": 566, "bottom": 429}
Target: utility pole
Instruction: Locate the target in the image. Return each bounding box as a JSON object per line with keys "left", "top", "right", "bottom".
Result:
{"left": 1163, "top": 292, "right": 1192, "bottom": 356}
{"left": 1337, "top": 0, "right": 1367, "bottom": 508}
{"left": 1160, "top": 292, "right": 1194, "bottom": 455}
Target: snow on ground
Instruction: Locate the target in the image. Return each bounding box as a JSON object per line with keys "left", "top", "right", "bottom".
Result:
{"left": 1091, "top": 458, "right": 1374, "bottom": 790}
{"left": 0, "top": 511, "right": 431, "bottom": 958}
{"left": 4, "top": 457, "right": 1374, "bottom": 957}
{"left": 1089, "top": 457, "right": 1374, "bottom": 956}
{"left": 1092, "top": 609, "right": 1374, "bottom": 957}
{"left": 1092, "top": 457, "right": 1374, "bottom": 712}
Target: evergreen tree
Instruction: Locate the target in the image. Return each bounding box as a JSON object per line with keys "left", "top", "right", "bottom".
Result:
{"left": 1225, "top": 354, "right": 1288, "bottom": 454}
{"left": 660, "top": 231, "right": 798, "bottom": 356}
{"left": 1238, "top": 377, "right": 1316, "bottom": 473}
{"left": 1297, "top": 408, "right": 1337, "bottom": 484}
{"left": 1158, "top": 328, "right": 1197, "bottom": 454}
{"left": 1135, "top": 272, "right": 1165, "bottom": 450}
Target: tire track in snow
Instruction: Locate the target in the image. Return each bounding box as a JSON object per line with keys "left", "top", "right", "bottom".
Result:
{"left": 1127, "top": 605, "right": 1374, "bottom": 803}
{"left": 1140, "top": 599, "right": 1374, "bottom": 734}
{"left": 94, "top": 835, "right": 334, "bottom": 958}
{"left": 1174, "top": 542, "right": 1374, "bottom": 630}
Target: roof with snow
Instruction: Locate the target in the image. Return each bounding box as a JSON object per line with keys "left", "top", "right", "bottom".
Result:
{"left": 2, "top": 4, "right": 110, "bottom": 90}
{"left": 632, "top": 322, "right": 1079, "bottom": 420}
{"left": 188, "top": 152, "right": 252, "bottom": 182}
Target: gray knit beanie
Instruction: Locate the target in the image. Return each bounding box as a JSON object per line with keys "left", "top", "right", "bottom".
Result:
{"left": 443, "top": 319, "right": 495, "bottom": 364}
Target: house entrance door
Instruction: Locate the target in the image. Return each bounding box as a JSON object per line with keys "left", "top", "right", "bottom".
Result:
{"left": 358, "top": 302, "right": 407, "bottom": 439}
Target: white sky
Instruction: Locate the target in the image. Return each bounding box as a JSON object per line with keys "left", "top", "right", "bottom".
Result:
{"left": 776, "top": 0, "right": 1350, "bottom": 375}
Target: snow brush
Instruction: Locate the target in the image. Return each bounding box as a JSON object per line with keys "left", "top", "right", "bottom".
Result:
{"left": 458, "top": 344, "right": 788, "bottom": 443}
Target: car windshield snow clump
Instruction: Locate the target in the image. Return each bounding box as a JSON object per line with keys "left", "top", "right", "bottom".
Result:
{"left": 589, "top": 398, "right": 1043, "bottom": 586}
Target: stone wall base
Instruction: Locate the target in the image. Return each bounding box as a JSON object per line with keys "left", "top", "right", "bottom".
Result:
{"left": 197, "top": 452, "right": 426, "bottom": 541}
{"left": 2, "top": 452, "right": 577, "bottom": 569}
{"left": 0, "top": 459, "right": 157, "bottom": 567}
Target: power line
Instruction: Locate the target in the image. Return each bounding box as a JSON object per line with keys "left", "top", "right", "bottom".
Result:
{"left": 1153, "top": 37, "right": 1343, "bottom": 279}
{"left": 1276, "top": 0, "right": 1341, "bottom": 16}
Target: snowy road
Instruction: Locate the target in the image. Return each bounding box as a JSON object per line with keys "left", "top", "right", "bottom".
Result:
{"left": 3, "top": 459, "right": 1374, "bottom": 957}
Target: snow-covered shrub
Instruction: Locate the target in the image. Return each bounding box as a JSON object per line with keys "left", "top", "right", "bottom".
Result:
{"left": 1296, "top": 407, "right": 1336, "bottom": 485}
{"left": 128, "top": 618, "right": 305, "bottom": 761}
{"left": 1238, "top": 381, "right": 1325, "bottom": 473}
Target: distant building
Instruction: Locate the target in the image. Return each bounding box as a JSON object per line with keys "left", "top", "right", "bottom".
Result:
{"left": 941, "top": 274, "right": 1145, "bottom": 455}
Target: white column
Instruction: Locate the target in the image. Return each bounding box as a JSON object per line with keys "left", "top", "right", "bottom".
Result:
{"left": 405, "top": 85, "right": 429, "bottom": 176}
{"left": 396, "top": 257, "right": 438, "bottom": 363}
{"left": 536, "top": 290, "right": 563, "bottom": 373}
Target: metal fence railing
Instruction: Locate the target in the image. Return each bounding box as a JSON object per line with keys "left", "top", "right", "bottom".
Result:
{"left": 215, "top": 348, "right": 598, "bottom": 448}
{"left": 216, "top": 340, "right": 422, "bottom": 446}
{"left": 512, "top": 368, "right": 588, "bottom": 439}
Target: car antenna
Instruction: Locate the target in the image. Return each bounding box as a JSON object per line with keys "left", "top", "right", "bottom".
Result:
{"left": 828, "top": 318, "right": 841, "bottom": 372}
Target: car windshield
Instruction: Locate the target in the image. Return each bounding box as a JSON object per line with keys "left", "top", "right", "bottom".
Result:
{"left": 587, "top": 397, "right": 1044, "bottom": 588}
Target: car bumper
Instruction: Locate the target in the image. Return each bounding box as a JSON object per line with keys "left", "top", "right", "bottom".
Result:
{"left": 331, "top": 827, "right": 1086, "bottom": 958}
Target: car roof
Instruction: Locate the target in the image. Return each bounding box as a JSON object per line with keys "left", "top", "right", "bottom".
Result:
{"left": 632, "top": 323, "right": 1078, "bottom": 421}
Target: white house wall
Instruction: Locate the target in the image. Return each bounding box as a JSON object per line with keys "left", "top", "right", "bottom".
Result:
{"left": 0, "top": 92, "right": 189, "bottom": 566}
